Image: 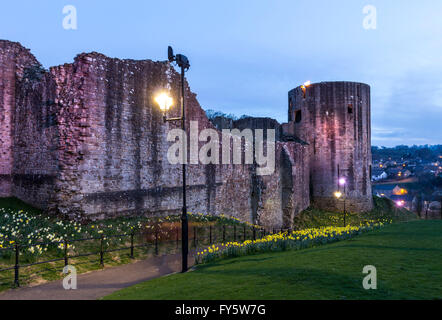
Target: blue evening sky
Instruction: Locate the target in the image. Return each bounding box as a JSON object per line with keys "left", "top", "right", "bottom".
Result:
{"left": 1, "top": 0, "right": 441, "bottom": 146}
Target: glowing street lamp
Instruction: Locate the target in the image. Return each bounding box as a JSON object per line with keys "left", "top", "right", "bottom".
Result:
{"left": 339, "top": 177, "right": 346, "bottom": 186}
{"left": 155, "top": 92, "right": 173, "bottom": 113}
{"left": 334, "top": 191, "right": 343, "bottom": 199}
{"left": 394, "top": 200, "right": 405, "bottom": 218}
{"left": 154, "top": 46, "right": 190, "bottom": 273}
{"left": 336, "top": 177, "right": 347, "bottom": 227}
{"left": 396, "top": 200, "right": 405, "bottom": 207}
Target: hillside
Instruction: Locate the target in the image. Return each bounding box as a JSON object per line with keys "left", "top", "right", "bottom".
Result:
{"left": 293, "top": 196, "right": 417, "bottom": 229}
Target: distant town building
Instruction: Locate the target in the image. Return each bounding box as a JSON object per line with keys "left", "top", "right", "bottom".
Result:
{"left": 392, "top": 185, "right": 408, "bottom": 195}
{"left": 371, "top": 168, "right": 387, "bottom": 181}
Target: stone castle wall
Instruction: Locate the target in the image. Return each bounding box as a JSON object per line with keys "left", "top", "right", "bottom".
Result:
{"left": 12, "top": 65, "right": 59, "bottom": 208}
{"left": 0, "top": 40, "right": 312, "bottom": 228}
{"left": 0, "top": 40, "right": 54, "bottom": 201}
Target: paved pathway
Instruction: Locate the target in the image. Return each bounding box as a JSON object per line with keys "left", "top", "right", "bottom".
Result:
{"left": 0, "top": 253, "right": 194, "bottom": 300}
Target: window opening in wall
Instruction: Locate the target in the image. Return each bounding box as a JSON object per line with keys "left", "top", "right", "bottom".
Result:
{"left": 295, "top": 110, "right": 302, "bottom": 123}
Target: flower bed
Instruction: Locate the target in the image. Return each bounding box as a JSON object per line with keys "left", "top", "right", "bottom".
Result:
{"left": 195, "top": 222, "right": 388, "bottom": 264}
{"left": 0, "top": 208, "right": 259, "bottom": 259}
{"left": 0, "top": 207, "right": 264, "bottom": 289}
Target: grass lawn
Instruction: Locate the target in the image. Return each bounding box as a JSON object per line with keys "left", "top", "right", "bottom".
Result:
{"left": 293, "top": 196, "right": 417, "bottom": 229}
{"left": 104, "top": 220, "right": 442, "bottom": 300}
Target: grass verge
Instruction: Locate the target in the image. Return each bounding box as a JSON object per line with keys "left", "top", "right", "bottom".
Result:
{"left": 293, "top": 196, "right": 417, "bottom": 229}
{"left": 104, "top": 220, "right": 442, "bottom": 300}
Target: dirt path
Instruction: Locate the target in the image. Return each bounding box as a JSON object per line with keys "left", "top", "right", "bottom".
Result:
{"left": 0, "top": 253, "right": 194, "bottom": 300}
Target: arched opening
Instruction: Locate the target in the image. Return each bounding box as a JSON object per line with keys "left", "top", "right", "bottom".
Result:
{"left": 295, "top": 110, "right": 302, "bottom": 123}
{"left": 280, "top": 149, "right": 294, "bottom": 228}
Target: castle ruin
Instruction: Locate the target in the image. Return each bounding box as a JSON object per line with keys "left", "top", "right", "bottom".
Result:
{"left": 0, "top": 40, "right": 372, "bottom": 228}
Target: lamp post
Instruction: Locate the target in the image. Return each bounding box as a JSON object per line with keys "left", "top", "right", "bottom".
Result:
{"left": 154, "top": 46, "right": 190, "bottom": 273}
{"left": 338, "top": 177, "right": 347, "bottom": 227}
{"left": 334, "top": 191, "right": 343, "bottom": 225}
{"left": 395, "top": 200, "right": 404, "bottom": 218}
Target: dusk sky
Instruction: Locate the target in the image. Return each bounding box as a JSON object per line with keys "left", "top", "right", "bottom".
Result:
{"left": 1, "top": 0, "right": 441, "bottom": 147}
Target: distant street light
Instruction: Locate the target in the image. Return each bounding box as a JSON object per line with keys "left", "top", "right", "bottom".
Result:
{"left": 154, "top": 46, "right": 190, "bottom": 273}
{"left": 394, "top": 200, "right": 405, "bottom": 218}
{"left": 336, "top": 177, "right": 347, "bottom": 227}
{"left": 339, "top": 177, "right": 346, "bottom": 186}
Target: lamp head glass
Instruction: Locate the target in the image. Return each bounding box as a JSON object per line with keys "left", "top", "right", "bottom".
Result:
{"left": 155, "top": 92, "right": 173, "bottom": 112}
{"left": 334, "top": 191, "right": 343, "bottom": 199}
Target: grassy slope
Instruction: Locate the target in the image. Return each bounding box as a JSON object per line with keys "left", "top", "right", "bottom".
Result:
{"left": 293, "top": 196, "right": 417, "bottom": 229}
{"left": 104, "top": 220, "right": 442, "bottom": 300}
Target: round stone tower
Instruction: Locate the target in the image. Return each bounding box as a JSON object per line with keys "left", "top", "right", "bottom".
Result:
{"left": 288, "top": 81, "right": 373, "bottom": 212}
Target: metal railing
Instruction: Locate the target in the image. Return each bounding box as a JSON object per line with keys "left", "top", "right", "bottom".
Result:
{"left": 0, "top": 224, "right": 278, "bottom": 288}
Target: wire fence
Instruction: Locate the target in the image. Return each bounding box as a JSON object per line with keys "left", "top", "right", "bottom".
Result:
{"left": 0, "top": 224, "right": 283, "bottom": 289}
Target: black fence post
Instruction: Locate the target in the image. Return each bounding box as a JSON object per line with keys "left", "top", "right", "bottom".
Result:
{"left": 100, "top": 235, "right": 104, "bottom": 267}
{"left": 14, "top": 243, "right": 19, "bottom": 288}
{"left": 209, "top": 226, "right": 212, "bottom": 244}
{"left": 64, "top": 239, "right": 69, "bottom": 266}
{"left": 243, "top": 226, "right": 246, "bottom": 241}
{"left": 233, "top": 225, "right": 237, "bottom": 242}
{"left": 130, "top": 233, "right": 134, "bottom": 259}
{"left": 155, "top": 229, "right": 159, "bottom": 256}
{"left": 253, "top": 227, "right": 256, "bottom": 241}
{"left": 222, "top": 225, "right": 226, "bottom": 243}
